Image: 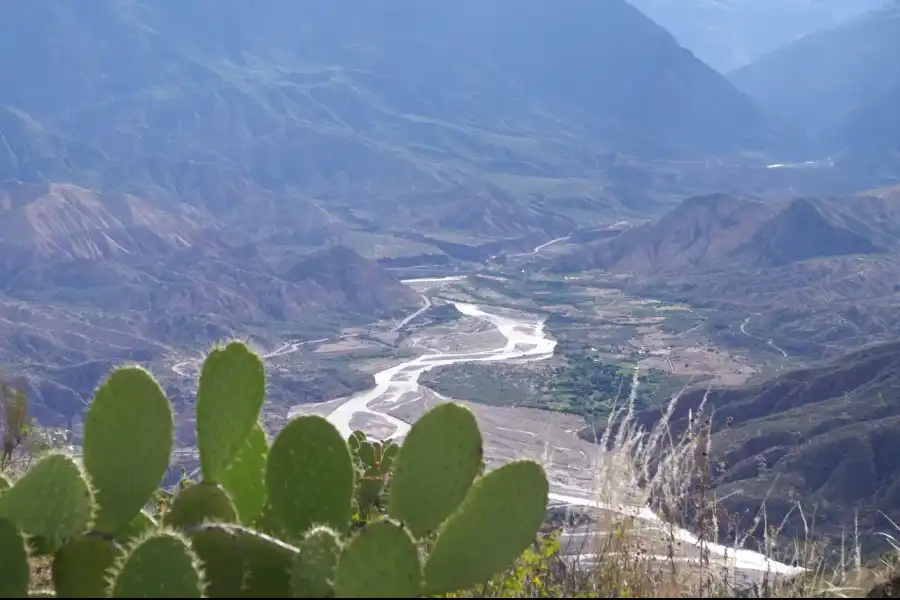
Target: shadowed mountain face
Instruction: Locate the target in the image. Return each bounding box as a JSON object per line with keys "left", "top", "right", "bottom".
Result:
{"left": 0, "top": 0, "right": 798, "bottom": 244}
{"left": 616, "top": 341, "right": 900, "bottom": 560}
{"left": 730, "top": 2, "right": 900, "bottom": 170}
{"left": 551, "top": 193, "right": 900, "bottom": 274}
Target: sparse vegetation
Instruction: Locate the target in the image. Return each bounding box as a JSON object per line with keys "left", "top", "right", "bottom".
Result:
{"left": 4, "top": 342, "right": 900, "bottom": 597}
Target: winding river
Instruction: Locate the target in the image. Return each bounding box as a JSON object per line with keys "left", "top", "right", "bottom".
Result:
{"left": 318, "top": 277, "right": 802, "bottom": 577}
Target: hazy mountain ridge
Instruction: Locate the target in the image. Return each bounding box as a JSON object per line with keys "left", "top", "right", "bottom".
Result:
{"left": 551, "top": 192, "right": 900, "bottom": 274}
{"left": 0, "top": 0, "right": 800, "bottom": 248}
{"left": 730, "top": 2, "right": 900, "bottom": 163}
{"left": 629, "top": 0, "right": 884, "bottom": 72}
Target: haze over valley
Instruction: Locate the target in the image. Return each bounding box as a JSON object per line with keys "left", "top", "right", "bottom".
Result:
{"left": 2, "top": 0, "right": 900, "bottom": 594}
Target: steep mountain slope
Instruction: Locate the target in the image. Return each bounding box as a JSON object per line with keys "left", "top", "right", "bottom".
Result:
{"left": 551, "top": 193, "right": 900, "bottom": 274}
{"left": 0, "top": 0, "right": 796, "bottom": 246}
{"left": 550, "top": 194, "right": 900, "bottom": 274}
{"left": 0, "top": 179, "right": 422, "bottom": 428}
{"left": 631, "top": 0, "right": 882, "bottom": 72}
{"left": 730, "top": 3, "right": 900, "bottom": 139}
{"left": 619, "top": 341, "right": 900, "bottom": 558}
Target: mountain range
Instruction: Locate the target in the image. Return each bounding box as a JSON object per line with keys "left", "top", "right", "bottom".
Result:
{"left": 631, "top": 0, "right": 885, "bottom": 72}
{"left": 550, "top": 191, "right": 900, "bottom": 274}
{"left": 0, "top": 0, "right": 896, "bottom": 441}
{"left": 730, "top": 2, "right": 900, "bottom": 167}
{"left": 549, "top": 187, "right": 900, "bottom": 360}
{"left": 0, "top": 0, "right": 809, "bottom": 250}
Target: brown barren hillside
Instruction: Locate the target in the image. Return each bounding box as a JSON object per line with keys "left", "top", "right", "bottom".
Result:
{"left": 551, "top": 192, "right": 900, "bottom": 274}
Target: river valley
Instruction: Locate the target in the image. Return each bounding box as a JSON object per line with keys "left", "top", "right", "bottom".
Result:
{"left": 284, "top": 276, "right": 804, "bottom": 581}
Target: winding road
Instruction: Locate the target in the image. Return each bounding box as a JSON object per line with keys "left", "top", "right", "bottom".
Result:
{"left": 740, "top": 316, "right": 789, "bottom": 359}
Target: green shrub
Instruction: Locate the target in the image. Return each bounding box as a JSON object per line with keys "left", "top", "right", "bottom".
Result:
{"left": 0, "top": 341, "right": 549, "bottom": 598}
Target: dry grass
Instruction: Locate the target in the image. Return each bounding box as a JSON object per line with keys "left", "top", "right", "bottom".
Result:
{"left": 517, "top": 368, "right": 899, "bottom": 598}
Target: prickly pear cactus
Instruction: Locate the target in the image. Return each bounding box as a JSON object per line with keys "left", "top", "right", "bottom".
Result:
{"left": 0, "top": 518, "right": 29, "bottom": 598}
{"left": 266, "top": 415, "right": 354, "bottom": 539}
{"left": 188, "top": 525, "right": 246, "bottom": 598}
{"left": 333, "top": 519, "right": 422, "bottom": 598}
{"left": 196, "top": 342, "right": 265, "bottom": 483}
{"left": 219, "top": 422, "right": 268, "bottom": 525}
{"left": 52, "top": 535, "right": 122, "bottom": 598}
{"left": 291, "top": 526, "right": 342, "bottom": 598}
{"left": 111, "top": 531, "right": 204, "bottom": 598}
{"left": 162, "top": 482, "right": 237, "bottom": 530}
{"left": 388, "top": 402, "right": 483, "bottom": 538}
{"left": 423, "top": 460, "right": 549, "bottom": 595}
{"left": 83, "top": 367, "right": 173, "bottom": 535}
{"left": 117, "top": 511, "right": 158, "bottom": 546}
{"left": 355, "top": 467, "right": 385, "bottom": 517}
{"left": 3, "top": 339, "right": 553, "bottom": 599}
{"left": 0, "top": 453, "right": 92, "bottom": 541}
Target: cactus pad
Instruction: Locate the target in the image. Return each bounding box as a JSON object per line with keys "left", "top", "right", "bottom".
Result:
{"left": 290, "top": 526, "right": 342, "bottom": 598}
{"left": 0, "top": 453, "right": 92, "bottom": 540}
{"left": 266, "top": 415, "right": 354, "bottom": 539}
{"left": 220, "top": 422, "right": 268, "bottom": 525}
{"left": 423, "top": 460, "right": 549, "bottom": 595}
{"left": 388, "top": 403, "right": 482, "bottom": 538}
{"left": 84, "top": 366, "right": 174, "bottom": 534}
{"left": 111, "top": 531, "right": 203, "bottom": 598}
{"left": 189, "top": 525, "right": 246, "bottom": 598}
{"left": 196, "top": 342, "right": 265, "bottom": 482}
{"left": 380, "top": 443, "right": 399, "bottom": 474}
{"left": 52, "top": 535, "right": 121, "bottom": 598}
{"left": 334, "top": 519, "right": 422, "bottom": 598}
{"left": 357, "top": 441, "right": 377, "bottom": 470}
{"left": 199, "top": 524, "right": 300, "bottom": 598}
{"left": 355, "top": 467, "right": 385, "bottom": 516}
{"left": 162, "top": 482, "right": 237, "bottom": 530}
{"left": 0, "top": 518, "right": 29, "bottom": 599}
{"left": 117, "top": 510, "right": 157, "bottom": 545}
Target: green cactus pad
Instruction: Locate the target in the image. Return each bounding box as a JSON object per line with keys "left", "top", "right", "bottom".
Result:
{"left": 423, "top": 460, "right": 549, "bottom": 595}
{"left": 220, "top": 422, "right": 268, "bottom": 525}
{"left": 0, "top": 453, "right": 92, "bottom": 540}
{"left": 117, "top": 510, "right": 157, "bottom": 545}
{"left": 111, "top": 531, "right": 203, "bottom": 598}
{"left": 387, "top": 403, "right": 482, "bottom": 538}
{"left": 189, "top": 525, "right": 246, "bottom": 598}
{"left": 193, "top": 524, "right": 299, "bottom": 598}
{"left": 162, "top": 482, "right": 237, "bottom": 530}
{"left": 27, "top": 535, "right": 63, "bottom": 556}
{"left": 380, "top": 443, "right": 399, "bottom": 474}
{"left": 196, "top": 342, "right": 266, "bottom": 482}
{"left": 84, "top": 366, "right": 174, "bottom": 535}
{"left": 290, "top": 526, "right": 342, "bottom": 598}
{"left": 0, "top": 518, "right": 29, "bottom": 598}
{"left": 334, "top": 519, "right": 422, "bottom": 598}
{"left": 252, "top": 501, "right": 284, "bottom": 538}
{"left": 357, "top": 441, "right": 377, "bottom": 469}
{"left": 52, "top": 535, "right": 121, "bottom": 598}
{"left": 266, "top": 415, "right": 354, "bottom": 539}
{"left": 355, "top": 467, "right": 385, "bottom": 515}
